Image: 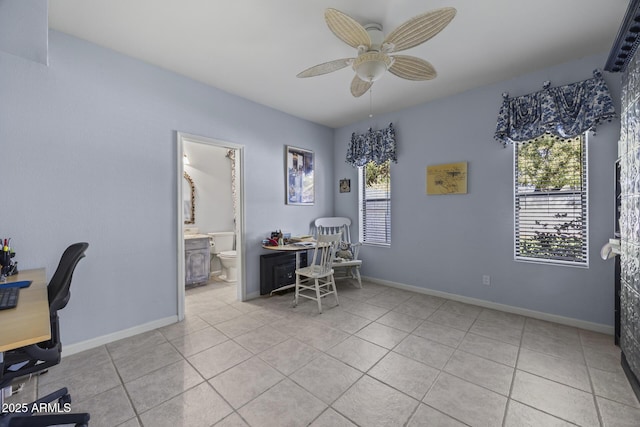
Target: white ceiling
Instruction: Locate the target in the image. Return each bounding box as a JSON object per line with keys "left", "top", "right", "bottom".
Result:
{"left": 48, "top": 0, "right": 629, "bottom": 128}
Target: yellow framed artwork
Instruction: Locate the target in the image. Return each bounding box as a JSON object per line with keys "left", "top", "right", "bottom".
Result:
{"left": 426, "top": 162, "right": 468, "bottom": 195}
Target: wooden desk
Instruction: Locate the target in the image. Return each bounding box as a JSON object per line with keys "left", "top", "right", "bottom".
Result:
{"left": 0, "top": 269, "right": 50, "bottom": 352}
{"left": 262, "top": 242, "right": 315, "bottom": 253}
{"left": 262, "top": 243, "right": 316, "bottom": 267}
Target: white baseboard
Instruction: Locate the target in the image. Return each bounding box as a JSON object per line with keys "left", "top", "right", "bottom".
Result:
{"left": 62, "top": 291, "right": 261, "bottom": 357}
{"left": 363, "top": 276, "right": 614, "bottom": 335}
{"left": 61, "top": 277, "right": 613, "bottom": 358}
{"left": 62, "top": 315, "right": 178, "bottom": 358}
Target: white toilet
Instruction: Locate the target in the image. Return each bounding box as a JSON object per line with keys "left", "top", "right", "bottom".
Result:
{"left": 208, "top": 231, "right": 237, "bottom": 282}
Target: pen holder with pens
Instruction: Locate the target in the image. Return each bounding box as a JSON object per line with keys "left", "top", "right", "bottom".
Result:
{"left": 0, "top": 239, "right": 18, "bottom": 278}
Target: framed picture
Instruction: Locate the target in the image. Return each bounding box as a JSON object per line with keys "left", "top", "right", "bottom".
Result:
{"left": 339, "top": 179, "right": 351, "bottom": 193}
{"left": 286, "top": 146, "right": 314, "bottom": 205}
{"left": 426, "top": 161, "right": 468, "bottom": 195}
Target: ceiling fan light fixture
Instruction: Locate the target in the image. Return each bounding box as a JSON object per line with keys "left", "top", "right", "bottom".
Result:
{"left": 353, "top": 52, "right": 392, "bottom": 82}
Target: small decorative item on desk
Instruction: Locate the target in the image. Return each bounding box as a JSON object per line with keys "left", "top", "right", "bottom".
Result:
{"left": 272, "top": 230, "right": 284, "bottom": 246}
{"left": 271, "top": 230, "right": 283, "bottom": 246}
{"left": 263, "top": 231, "right": 295, "bottom": 247}
{"left": 0, "top": 237, "right": 17, "bottom": 281}
{"left": 262, "top": 231, "right": 281, "bottom": 246}
{"left": 262, "top": 238, "right": 279, "bottom": 246}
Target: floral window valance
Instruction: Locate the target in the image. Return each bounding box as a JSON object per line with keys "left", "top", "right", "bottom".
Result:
{"left": 494, "top": 69, "right": 616, "bottom": 146}
{"left": 346, "top": 123, "right": 397, "bottom": 167}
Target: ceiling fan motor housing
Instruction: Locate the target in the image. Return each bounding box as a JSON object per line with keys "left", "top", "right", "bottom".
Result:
{"left": 364, "top": 23, "right": 384, "bottom": 50}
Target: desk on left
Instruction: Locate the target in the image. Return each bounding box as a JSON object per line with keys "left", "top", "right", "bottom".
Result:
{"left": 0, "top": 269, "right": 50, "bottom": 353}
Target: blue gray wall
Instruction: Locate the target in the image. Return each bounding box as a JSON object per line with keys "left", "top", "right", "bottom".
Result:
{"left": 0, "top": 0, "right": 48, "bottom": 65}
{"left": 334, "top": 53, "right": 620, "bottom": 327}
{"left": 1, "top": 25, "right": 333, "bottom": 345}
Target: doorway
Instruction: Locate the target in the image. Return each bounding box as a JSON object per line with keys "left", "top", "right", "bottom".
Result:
{"left": 176, "top": 132, "right": 245, "bottom": 321}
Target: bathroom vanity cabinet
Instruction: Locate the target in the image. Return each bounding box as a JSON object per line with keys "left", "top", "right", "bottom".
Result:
{"left": 185, "top": 235, "right": 210, "bottom": 286}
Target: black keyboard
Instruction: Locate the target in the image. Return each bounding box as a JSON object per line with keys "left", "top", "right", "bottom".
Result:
{"left": 0, "top": 287, "right": 19, "bottom": 310}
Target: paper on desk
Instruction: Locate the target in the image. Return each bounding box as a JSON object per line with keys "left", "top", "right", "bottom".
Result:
{"left": 292, "top": 242, "right": 315, "bottom": 247}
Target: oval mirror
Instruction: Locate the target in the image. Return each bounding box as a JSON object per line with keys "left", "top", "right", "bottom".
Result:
{"left": 183, "top": 172, "right": 195, "bottom": 224}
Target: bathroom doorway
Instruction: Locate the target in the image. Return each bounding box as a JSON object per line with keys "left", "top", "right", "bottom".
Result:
{"left": 176, "top": 132, "right": 245, "bottom": 321}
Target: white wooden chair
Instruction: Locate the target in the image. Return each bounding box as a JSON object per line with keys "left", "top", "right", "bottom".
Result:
{"left": 294, "top": 233, "right": 341, "bottom": 313}
{"left": 314, "top": 217, "right": 363, "bottom": 288}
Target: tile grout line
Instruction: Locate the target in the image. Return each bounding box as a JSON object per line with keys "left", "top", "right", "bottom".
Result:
{"left": 407, "top": 309, "right": 481, "bottom": 427}
{"left": 178, "top": 292, "right": 271, "bottom": 427}
{"left": 509, "top": 318, "right": 598, "bottom": 426}
{"left": 103, "top": 344, "right": 143, "bottom": 426}
{"left": 581, "top": 332, "right": 605, "bottom": 427}
{"left": 501, "top": 313, "right": 526, "bottom": 427}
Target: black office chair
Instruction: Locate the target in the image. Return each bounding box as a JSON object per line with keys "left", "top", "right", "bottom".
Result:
{"left": 0, "top": 242, "right": 90, "bottom": 427}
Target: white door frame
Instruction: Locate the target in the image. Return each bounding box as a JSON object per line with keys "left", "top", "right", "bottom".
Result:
{"left": 176, "top": 131, "right": 246, "bottom": 320}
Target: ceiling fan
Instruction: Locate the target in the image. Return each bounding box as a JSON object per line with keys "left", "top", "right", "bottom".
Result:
{"left": 297, "top": 7, "right": 456, "bottom": 97}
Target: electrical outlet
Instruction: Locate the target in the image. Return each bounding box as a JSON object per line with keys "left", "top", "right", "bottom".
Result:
{"left": 482, "top": 275, "right": 491, "bottom": 285}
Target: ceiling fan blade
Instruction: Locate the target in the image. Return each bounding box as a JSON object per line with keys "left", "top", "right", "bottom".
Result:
{"left": 384, "top": 7, "right": 456, "bottom": 53}
{"left": 297, "top": 58, "right": 353, "bottom": 78}
{"left": 388, "top": 55, "right": 437, "bottom": 80}
{"left": 325, "top": 8, "right": 371, "bottom": 49}
{"left": 351, "top": 75, "right": 373, "bottom": 97}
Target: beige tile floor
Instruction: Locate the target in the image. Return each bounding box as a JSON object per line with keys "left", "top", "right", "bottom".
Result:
{"left": 6, "top": 279, "right": 640, "bottom": 426}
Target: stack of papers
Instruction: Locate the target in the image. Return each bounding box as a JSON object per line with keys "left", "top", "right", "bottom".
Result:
{"left": 289, "top": 235, "right": 313, "bottom": 242}
{"left": 291, "top": 241, "right": 315, "bottom": 247}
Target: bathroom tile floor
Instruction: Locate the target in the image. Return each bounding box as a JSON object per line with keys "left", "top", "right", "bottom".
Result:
{"left": 6, "top": 279, "right": 640, "bottom": 426}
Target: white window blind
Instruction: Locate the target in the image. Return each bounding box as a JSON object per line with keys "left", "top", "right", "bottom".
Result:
{"left": 514, "top": 134, "right": 588, "bottom": 266}
{"left": 359, "top": 160, "right": 391, "bottom": 245}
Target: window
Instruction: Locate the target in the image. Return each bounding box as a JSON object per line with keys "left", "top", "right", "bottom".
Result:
{"left": 514, "top": 134, "right": 588, "bottom": 266}
{"left": 359, "top": 160, "right": 391, "bottom": 245}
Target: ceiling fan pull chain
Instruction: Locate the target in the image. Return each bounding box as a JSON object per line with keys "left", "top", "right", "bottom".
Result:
{"left": 369, "top": 87, "right": 374, "bottom": 118}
